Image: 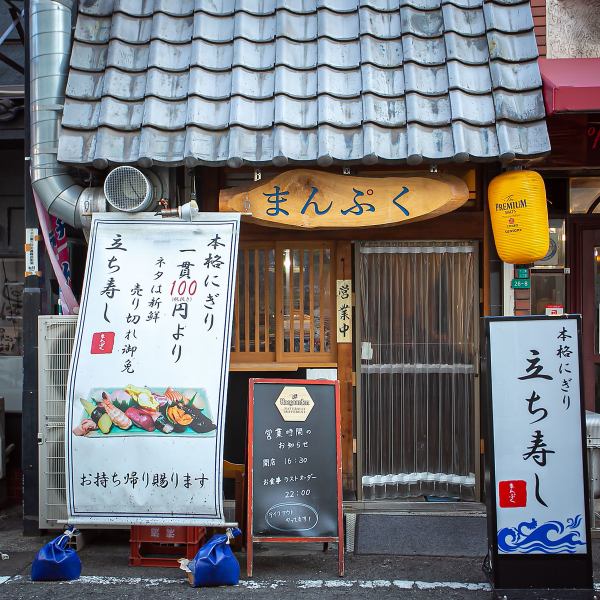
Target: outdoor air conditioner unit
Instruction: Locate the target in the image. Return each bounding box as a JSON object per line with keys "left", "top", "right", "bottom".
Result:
{"left": 37, "top": 316, "right": 237, "bottom": 528}
{"left": 38, "top": 315, "right": 77, "bottom": 529}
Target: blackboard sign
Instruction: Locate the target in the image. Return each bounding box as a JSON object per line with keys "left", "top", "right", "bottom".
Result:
{"left": 247, "top": 379, "right": 343, "bottom": 577}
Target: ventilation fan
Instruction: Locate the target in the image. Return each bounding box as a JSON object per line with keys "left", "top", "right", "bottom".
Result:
{"left": 103, "top": 166, "right": 162, "bottom": 213}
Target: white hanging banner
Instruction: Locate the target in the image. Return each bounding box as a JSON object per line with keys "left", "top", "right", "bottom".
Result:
{"left": 66, "top": 213, "right": 240, "bottom": 525}
{"left": 488, "top": 316, "right": 588, "bottom": 554}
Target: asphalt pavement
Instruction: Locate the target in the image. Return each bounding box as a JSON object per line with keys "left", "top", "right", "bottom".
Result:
{"left": 1, "top": 506, "right": 599, "bottom": 600}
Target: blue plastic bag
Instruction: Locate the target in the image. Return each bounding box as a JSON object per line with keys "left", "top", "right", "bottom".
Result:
{"left": 182, "top": 528, "right": 241, "bottom": 587}
{"left": 31, "top": 528, "right": 81, "bottom": 582}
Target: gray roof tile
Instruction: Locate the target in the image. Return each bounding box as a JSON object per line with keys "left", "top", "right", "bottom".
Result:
{"left": 444, "top": 33, "right": 488, "bottom": 64}
{"left": 402, "top": 36, "right": 445, "bottom": 65}
{"left": 446, "top": 61, "right": 491, "bottom": 93}
{"left": 58, "top": 0, "right": 550, "bottom": 166}
{"left": 75, "top": 14, "right": 112, "bottom": 44}
{"left": 361, "top": 64, "right": 405, "bottom": 96}
{"left": 489, "top": 59, "right": 541, "bottom": 90}
{"left": 403, "top": 0, "right": 443, "bottom": 10}
{"left": 363, "top": 94, "right": 407, "bottom": 126}
{"left": 318, "top": 67, "right": 360, "bottom": 97}
{"left": 493, "top": 88, "right": 545, "bottom": 122}
{"left": 442, "top": 4, "right": 486, "bottom": 37}
{"left": 486, "top": 30, "right": 538, "bottom": 62}
{"left": 406, "top": 93, "right": 451, "bottom": 126}
{"left": 70, "top": 41, "right": 107, "bottom": 72}
{"left": 360, "top": 7, "right": 402, "bottom": 37}
{"left": 483, "top": 1, "right": 534, "bottom": 33}
{"left": 451, "top": 122, "right": 498, "bottom": 159}
{"left": 449, "top": 89, "right": 496, "bottom": 125}
{"left": 447, "top": 0, "right": 483, "bottom": 9}
{"left": 361, "top": 0, "right": 400, "bottom": 10}
{"left": 404, "top": 63, "right": 448, "bottom": 95}
{"left": 403, "top": 7, "right": 444, "bottom": 37}
{"left": 79, "top": 0, "right": 114, "bottom": 16}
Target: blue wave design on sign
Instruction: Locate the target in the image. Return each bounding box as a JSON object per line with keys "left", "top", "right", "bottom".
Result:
{"left": 497, "top": 515, "right": 586, "bottom": 554}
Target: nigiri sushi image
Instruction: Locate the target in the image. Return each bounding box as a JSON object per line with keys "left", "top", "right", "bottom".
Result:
{"left": 72, "top": 419, "right": 98, "bottom": 436}
{"left": 125, "top": 384, "right": 159, "bottom": 410}
{"left": 164, "top": 387, "right": 187, "bottom": 403}
{"left": 80, "top": 398, "right": 112, "bottom": 434}
{"left": 100, "top": 392, "right": 132, "bottom": 429}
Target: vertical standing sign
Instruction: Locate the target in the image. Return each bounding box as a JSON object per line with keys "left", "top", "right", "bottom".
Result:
{"left": 336, "top": 280, "right": 352, "bottom": 343}
{"left": 247, "top": 379, "right": 344, "bottom": 577}
{"left": 484, "top": 316, "right": 593, "bottom": 592}
{"left": 66, "top": 213, "right": 239, "bottom": 525}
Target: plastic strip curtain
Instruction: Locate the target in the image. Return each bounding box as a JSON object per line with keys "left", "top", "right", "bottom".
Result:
{"left": 358, "top": 241, "right": 476, "bottom": 501}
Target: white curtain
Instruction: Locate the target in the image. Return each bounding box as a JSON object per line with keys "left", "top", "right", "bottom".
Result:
{"left": 358, "top": 241, "right": 477, "bottom": 501}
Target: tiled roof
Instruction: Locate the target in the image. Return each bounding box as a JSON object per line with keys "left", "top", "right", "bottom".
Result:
{"left": 57, "top": 0, "right": 550, "bottom": 168}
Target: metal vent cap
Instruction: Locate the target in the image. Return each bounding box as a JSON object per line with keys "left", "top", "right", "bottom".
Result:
{"left": 104, "top": 166, "right": 156, "bottom": 213}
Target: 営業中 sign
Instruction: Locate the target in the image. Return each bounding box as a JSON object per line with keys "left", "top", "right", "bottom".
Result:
{"left": 66, "top": 213, "right": 239, "bottom": 525}
{"left": 336, "top": 280, "right": 352, "bottom": 343}
{"left": 484, "top": 316, "right": 592, "bottom": 590}
{"left": 247, "top": 379, "right": 343, "bottom": 577}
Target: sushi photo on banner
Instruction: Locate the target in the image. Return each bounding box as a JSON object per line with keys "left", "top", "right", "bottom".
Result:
{"left": 65, "top": 213, "right": 240, "bottom": 525}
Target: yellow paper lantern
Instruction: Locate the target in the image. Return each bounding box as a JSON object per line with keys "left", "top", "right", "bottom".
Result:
{"left": 488, "top": 170, "right": 549, "bottom": 264}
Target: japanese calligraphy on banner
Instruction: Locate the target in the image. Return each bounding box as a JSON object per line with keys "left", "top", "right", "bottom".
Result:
{"left": 487, "top": 316, "right": 588, "bottom": 555}
{"left": 336, "top": 280, "right": 352, "bottom": 343}
{"left": 219, "top": 169, "right": 469, "bottom": 229}
{"left": 66, "top": 213, "right": 240, "bottom": 525}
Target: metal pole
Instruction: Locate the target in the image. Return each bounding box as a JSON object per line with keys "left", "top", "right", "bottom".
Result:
{"left": 22, "top": 0, "right": 42, "bottom": 535}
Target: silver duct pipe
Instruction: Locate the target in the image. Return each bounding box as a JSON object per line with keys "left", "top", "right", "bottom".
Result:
{"left": 30, "top": 0, "right": 99, "bottom": 229}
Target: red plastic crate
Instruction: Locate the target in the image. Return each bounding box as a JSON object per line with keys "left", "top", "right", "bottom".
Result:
{"left": 129, "top": 526, "right": 205, "bottom": 568}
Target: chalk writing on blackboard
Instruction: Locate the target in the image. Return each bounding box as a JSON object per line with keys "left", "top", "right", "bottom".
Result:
{"left": 265, "top": 502, "right": 318, "bottom": 532}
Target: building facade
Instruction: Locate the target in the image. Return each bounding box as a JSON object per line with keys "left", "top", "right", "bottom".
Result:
{"left": 24, "top": 0, "right": 587, "bottom": 529}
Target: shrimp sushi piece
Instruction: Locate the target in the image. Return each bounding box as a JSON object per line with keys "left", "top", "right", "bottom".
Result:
{"left": 101, "top": 392, "right": 132, "bottom": 429}
{"left": 73, "top": 419, "right": 98, "bottom": 436}
{"left": 165, "top": 387, "right": 188, "bottom": 403}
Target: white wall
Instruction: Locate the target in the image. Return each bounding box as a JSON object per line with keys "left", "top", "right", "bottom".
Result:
{"left": 547, "top": 0, "right": 600, "bottom": 58}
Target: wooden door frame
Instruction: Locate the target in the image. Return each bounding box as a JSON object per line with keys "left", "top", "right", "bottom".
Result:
{"left": 568, "top": 216, "right": 600, "bottom": 310}
{"left": 569, "top": 216, "right": 600, "bottom": 411}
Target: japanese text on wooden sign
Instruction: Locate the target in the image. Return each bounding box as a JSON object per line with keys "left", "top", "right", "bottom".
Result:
{"left": 219, "top": 169, "right": 469, "bottom": 229}
{"left": 488, "top": 317, "right": 588, "bottom": 555}
{"left": 66, "top": 213, "right": 240, "bottom": 525}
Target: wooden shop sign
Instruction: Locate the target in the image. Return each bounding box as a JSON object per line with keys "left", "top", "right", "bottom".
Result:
{"left": 219, "top": 169, "right": 469, "bottom": 229}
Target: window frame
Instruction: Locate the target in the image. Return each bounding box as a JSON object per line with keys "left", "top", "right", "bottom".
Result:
{"left": 230, "top": 240, "right": 337, "bottom": 368}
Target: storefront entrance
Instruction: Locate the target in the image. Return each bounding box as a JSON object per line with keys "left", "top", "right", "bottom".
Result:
{"left": 356, "top": 241, "right": 479, "bottom": 501}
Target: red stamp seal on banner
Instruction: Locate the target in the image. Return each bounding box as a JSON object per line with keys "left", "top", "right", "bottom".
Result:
{"left": 498, "top": 480, "right": 527, "bottom": 508}
{"left": 91, "top": 332, "right": 115, "bottom": 354}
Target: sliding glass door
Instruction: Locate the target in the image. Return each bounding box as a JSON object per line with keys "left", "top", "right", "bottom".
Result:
{"left": 357, "top": 241, "right": 479, "bottom": 501}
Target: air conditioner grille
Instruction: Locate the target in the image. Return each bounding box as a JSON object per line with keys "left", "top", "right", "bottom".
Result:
{"left": 38, "top": 316, "right": 77, "bottom": 528}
